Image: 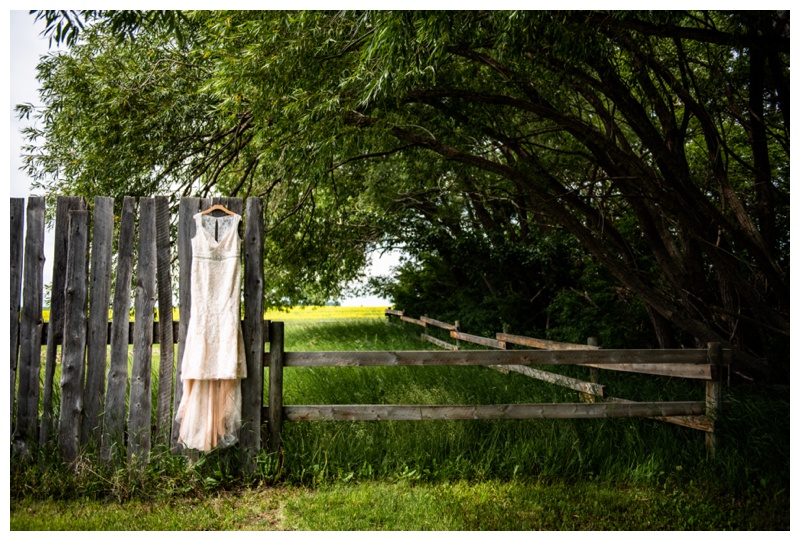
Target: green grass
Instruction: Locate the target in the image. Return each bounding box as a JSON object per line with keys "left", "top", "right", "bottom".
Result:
{"left": 10, "top": 478, "right": 787, "bottom": 530}
{"left": 11, "top": 317, "right": 790, "bottom": 530}
{"left": 11, "top": 488, "right": 299, "bottom": 531}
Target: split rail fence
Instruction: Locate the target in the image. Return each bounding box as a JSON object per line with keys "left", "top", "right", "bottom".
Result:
{"left": 384, "top": 309, "right": 728, "bottom": 453}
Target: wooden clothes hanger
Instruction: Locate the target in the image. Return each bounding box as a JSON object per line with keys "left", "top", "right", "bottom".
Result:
{"left": 199, "top": 204, "right": 236, "bottom": 216}
{"left": 198, "top": 204, "right": 237, "bottom": 241}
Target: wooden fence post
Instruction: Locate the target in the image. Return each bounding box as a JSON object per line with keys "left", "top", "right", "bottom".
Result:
{"left": 241, "top": 197, "right": 265, "bottom": 471}
{"left": 171, "top": 197, "right": 201, "bottom": 451}
{"left": 10, "top": 198, "right": 25, "bottom": 436}
{"left": 58, "top": 209, "right": 89, "bottom": 463}
{"left": 705, "top": 342, "right": 723, "bottom": 456}
{"left": 268, "top": 321, "right": 285, "bottom": 454}
{"left": 15, "top": 197, "right": 45, "bottom": 444}
{"left": 101, "top": 196, "right": 137, "bottom": 462}
{"left": 128, "top": 197, "right": 156, "bottom": 464}
{"left": 455, "top": 320, "right": 461, "bottom": 349}
{"left": 586, "top": 337, "right": 600, "bottom": 403}
{"left": 40, "top": 196, "right": 85, "bottom": 447}
{"left": 82, "top": 197, "right": 114, "bottom": 449}
{"left": 154, "top": 196, "right": 174, "bottom": 449}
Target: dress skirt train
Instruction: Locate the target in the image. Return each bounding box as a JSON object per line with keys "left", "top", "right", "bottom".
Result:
{"left": 176, "top": 378, "right": 242, "bottom": 451}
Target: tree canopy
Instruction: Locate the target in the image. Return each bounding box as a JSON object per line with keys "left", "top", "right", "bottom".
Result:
{"left": 21, "top": 10, "right": 789, "bottom": 378}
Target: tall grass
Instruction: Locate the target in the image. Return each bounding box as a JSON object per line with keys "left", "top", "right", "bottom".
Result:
{"left": 11, "top": 318, "right": 789, "bottom": 527}
{"left": 277, "top": 319, "right": 787, "bottom": 498}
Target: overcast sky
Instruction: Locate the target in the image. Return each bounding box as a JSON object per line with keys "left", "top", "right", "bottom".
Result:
{"left": 9, "top": 10, "right": 52, "bottom": 197}
{"left": 6, "top": 10, "right": 58, "bottom": 288}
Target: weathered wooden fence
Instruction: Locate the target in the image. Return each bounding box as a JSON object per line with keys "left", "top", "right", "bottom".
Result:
{"left": 10, "top": 196, "right": 265, "bottom": 471}
{"left": 9, "top": 195, "right": 728, "bottom": 472}
{"left": 385, "top": 309, "right": 728, "bottom": 453}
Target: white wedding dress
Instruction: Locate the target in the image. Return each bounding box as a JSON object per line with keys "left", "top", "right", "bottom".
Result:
{"left": 175, "top": 212, "right": 247, "bottom": 451}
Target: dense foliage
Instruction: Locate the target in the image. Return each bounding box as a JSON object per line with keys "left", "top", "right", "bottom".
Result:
{"left": 20, "top": 11, "right": 789, "bottom": 377}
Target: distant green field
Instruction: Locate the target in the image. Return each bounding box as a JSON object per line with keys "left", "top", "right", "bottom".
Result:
{"left": 41, "top": 305, "right": 390, "bottom": 323}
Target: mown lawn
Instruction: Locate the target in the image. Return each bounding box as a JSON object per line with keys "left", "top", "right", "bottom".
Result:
{"left": 11, "top": 478, "right": 787, "bottom": 530}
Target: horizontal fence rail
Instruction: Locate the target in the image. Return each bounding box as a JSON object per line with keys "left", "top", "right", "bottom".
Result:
{"left": 497, "top": 333, "right": 598, "bottom": 351}
{"left": 283, "top": 349, "right": 720, "bottom": 367}
{"left": 420, "top": 334, "right": 458, "bottom": 350}
{"left": 420, "top": 316, "right": 458, "bottom": 331}
{"left": 450, "top": 331, "right": 507, "bottom": 350}
{"left": 265, "top": 401, "right": 707, "bottom": 422}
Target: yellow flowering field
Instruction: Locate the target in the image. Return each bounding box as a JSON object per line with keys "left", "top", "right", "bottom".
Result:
{"left": 263, "top": 305, "right": 390, "bottom": 321}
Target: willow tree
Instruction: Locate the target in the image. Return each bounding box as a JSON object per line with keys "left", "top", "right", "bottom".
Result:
{"left": 21, "top": 10, "right": 789, "bottom": 378}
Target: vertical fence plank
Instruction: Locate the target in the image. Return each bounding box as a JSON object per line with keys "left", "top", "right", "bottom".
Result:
{"left": 101, "top": 196, "right": 137, "bottom": 461}
{"left": 268, "top": 321, "right": 285, "bottom": 454}
{"left": 15, "top": 197, "right": 46, "bottom": 443}
{"left": 154, "top": 196, "right": 174, "bottom": 448}
{"left": 241, "top": 197, "right": 264, "bottom": 469}
{"left": 58, "top": 210, "right": 89, "bottom": 463}
{"left": 128, "top": 197, "right": 157, "bottom": 463}
{"left": 705, "top": 342, "right": 723, "bottom": 456}
{"left": 171, "top": 197, "right": 202, "bottom": 450}
{"left": 10, "top": 198, "right": 25, "bottom": 435}
{"left": 40, "top": 196, "right": 86, "bottom": 446}
{"left": 82, "top": 197, "right": 115, "bottom": 449}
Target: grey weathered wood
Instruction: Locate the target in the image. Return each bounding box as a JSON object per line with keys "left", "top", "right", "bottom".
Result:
{"left": 268, "top": 321, "right": 285, "bottom": 453}
{"left": 580, "top": 362, "right": 714, "bottom": 380}
{"left": 497, "top": 333, "right": 599, "bottom": 351}
{"left": 581, "top": 336, "right": 600, "bottom": 402}
{"left": 400, "top": 315, "right": 426, "bottom": 327}
{"left": 705, "top": 342, "right": 723, "bottom": 455}
{"left": 171, "top": 197, "right": 203, "bottom": 449}
{"left": 585, "top": 337, "right": 601, "bottom": 403}
{"left": 385, "top": 309, "right": 404, "bottom": 317}
{"left": 102, "top": 196, "right": 136, "bottom": 461}
{"left": 271, "top": 401, "right": 706, "bottom": 422}
{"left": 40, "top": 196, "right": 85, "bottom": 446}
{"left": 420, "top": 316, "right": 458, "bottom": 330}
{"left": 154, "top": 196, "right": 174, "bottom": 448}
{"left": 451, "top": 331, "right": 506, "bottom": 349}
{"left": 241, "top": 197, "right": 264, "bottom": 469}
{"left": 10, "top": 198, "right": 25, "bottom": 435}
{"left": 15, "top": 197, "right": 46, "bottom": 441}
{"left": 128, "top": 197, "right": 157, "bottom": 463}
{"left": 82, "top": 197, "right": 115, "bottom": 449}
{"left": 498, "top": 365, "right": 606, "bottom": 397}
{"left": 284, "top": 349, "right": 713, "bottom": 367}
{"left": 58, "top": 210, "right": 89, "bottom": 463}
{"left": 421, "top": 333, "right": 458, "bottom": 350}
{"left": 604, "top": 397, "right": 713, "bottom": 432}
